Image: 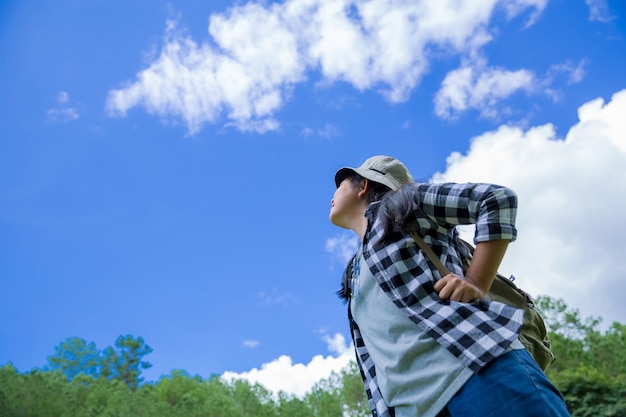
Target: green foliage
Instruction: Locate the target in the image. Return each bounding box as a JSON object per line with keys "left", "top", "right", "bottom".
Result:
{"left": 585, "top": 323, "right": 626, "bottom": 379}
{"left": 45, "top": 334, "right": 152, "bottom": 391}
{"left": 276, "top": 392, "right": 312, "bottom": 417}
{"left": 536, "top": 296, "right": 626, "bottom": 416}
{"left": 100, "top": 335, "right": 153, "bottom": 391}
{"left": 339, "top": 361, "right": 369, "bottom": 417}
{"left": 535, "top": 296, "right": 601, "bottom": 340}
{"left": 0, "top": 365, "right": 71, "bottom": 417}
{"left": 46, "top": 337, "right": 101, "bottom": 380}
{"left": 305, "top": 373, "right": 343, "bottom": 417}
{"left": 2, "top": 304, "right": 626, "bottom": 416}
{"left": 0, "top": 386, "right": 8, "bottom": 417}
{"left": 552, "top": 367, "right": 626, "bottom": 417}
{"left": 200, "top": 377, "right": 242, "bottom": 417}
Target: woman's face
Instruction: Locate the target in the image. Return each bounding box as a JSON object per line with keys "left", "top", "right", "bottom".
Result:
{"left": 329, "top": 177, "right": 363, "bottom": 228}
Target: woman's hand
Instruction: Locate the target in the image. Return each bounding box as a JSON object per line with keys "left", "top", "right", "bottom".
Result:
{"left": 434, "top": 274, "right": 484, "bottom": 302}
{"left": 435, "top": 239, "right": 511, "bottom": 302}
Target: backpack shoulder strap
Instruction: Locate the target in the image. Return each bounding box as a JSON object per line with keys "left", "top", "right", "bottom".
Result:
{"left": 409, "top": 230, "right": 449, "bottom": 277}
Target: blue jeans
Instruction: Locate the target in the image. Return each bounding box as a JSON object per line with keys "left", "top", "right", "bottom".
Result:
{"left": 439, "top": 349, "right": 571, "bottom": 417}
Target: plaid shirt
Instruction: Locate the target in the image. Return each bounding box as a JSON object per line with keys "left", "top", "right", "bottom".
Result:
{"left": 346, "top": 182, "right": 524, "bottom": 417}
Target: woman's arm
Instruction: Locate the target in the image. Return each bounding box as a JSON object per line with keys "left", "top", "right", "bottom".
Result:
{"left": 434, "top": 239, "right": 510, "bottom": 302}
{"left": 465, "top": 239, "right": 510, "bottom": 293}
{"left": 422, "top": 183, "right": 516, "bottom": 302}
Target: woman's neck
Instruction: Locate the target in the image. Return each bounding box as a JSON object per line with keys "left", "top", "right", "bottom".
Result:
{"left": 353, "top": 215, "right": 368, "bottom": 242}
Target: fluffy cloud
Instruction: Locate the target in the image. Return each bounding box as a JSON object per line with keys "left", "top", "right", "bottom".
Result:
{"left": 434, "top": 56, "right": 587, "bottom": 120}
{"left": 434, "top": 60, "right": 535, "bottom": 120}
{"left": 221, "top": 332, "right": 354, "bottom": 397}
{"left": 433, "top": 89, "right": 626, "bottom": 327}
{"left": 106, "top": 19, "right": 297, "bottom": 135}
{"left": 107, "top": 0, "right": 550, "bottom": 134}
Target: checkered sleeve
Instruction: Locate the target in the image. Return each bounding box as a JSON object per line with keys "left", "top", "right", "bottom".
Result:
{"left": 412, "top": 182, "right": 517, "bottom": 244}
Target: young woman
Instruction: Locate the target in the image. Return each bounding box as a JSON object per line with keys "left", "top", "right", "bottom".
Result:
{"left": 329, "top": 155, "right": 570, "bottom": 417}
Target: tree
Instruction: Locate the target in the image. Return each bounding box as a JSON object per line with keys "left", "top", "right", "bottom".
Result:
{"left": 44, "top": 334, "right": 153, "bottom": 390}
{"left": 585, "top": 322, "right": 626, "bottom": 379}
{"left": 101, "top": 335, "right": 153, "bottom": 390}
{"left": 0, "top": 365, "right": 72, "bottom": 417}
{"left": 276, "top": 391, "right": 312, "bottom": 417}
{"left": 46, "top": 337, "right": 101, "bottom": 380}
{"left": 339, "top": 361, "right": 369, "bottom": 417}
{"left": 551, "top": 366, "right": 626, "bottom": 417}
{"left": 536, "top": 296, "right": 626, "bottom": 416}
{"left": 229, "top": 379, "right": 276, "bottom": 417}
{"left": 306, "top": 372, "right": 343, "bottom": 417}
{"left": 535, "top": 296, "right": 600, "bottom": 340}
{"left": 200, "top": 376, "right": 243, "bottom": 417}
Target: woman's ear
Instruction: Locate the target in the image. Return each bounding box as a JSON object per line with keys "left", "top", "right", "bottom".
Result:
{"left": 357, "top": 179, "right": 370, "bottom": 198}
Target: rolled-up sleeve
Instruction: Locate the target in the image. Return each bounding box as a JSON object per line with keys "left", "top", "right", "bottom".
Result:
{"left": 410, "top": 182, "right": 517, "bottom": 244}
{"left": 472, "top": 185, "right": 517, "bottom": 243}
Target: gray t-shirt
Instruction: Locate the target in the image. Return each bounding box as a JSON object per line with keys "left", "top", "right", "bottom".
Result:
{"left": 351, "top": 246, "right": 523, "bottom": 417}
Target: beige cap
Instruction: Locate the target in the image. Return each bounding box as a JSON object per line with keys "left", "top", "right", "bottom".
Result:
{"left": 334, "top": 155, "right": 414, "bottom": 191}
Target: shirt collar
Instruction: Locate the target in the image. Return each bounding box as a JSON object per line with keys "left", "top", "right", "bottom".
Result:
{"left": 364, "top": 201, "right": 380, "bottom": 221}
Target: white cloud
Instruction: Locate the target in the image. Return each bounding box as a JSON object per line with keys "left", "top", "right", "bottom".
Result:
{"left": 432, "top": 88, "right": 626, "bottom": 327}
{"left": 558, "top": 60, "right": 586, "bottom": 85}
{"left": 435, "top": 59, "right": 536, "bottom": 120}
{"left": 435, "top": 57, "right": 588, "bottom": 120}
{"left": 243, "top": 340, "right": 260, "bottom": 348}
{"left": 106, "top": 19, "right": 296, "bottom": 135}
{"left": 222, "top": 332, "right": 354, "bottom": 397}
{"left": 501, "top": 0, "right": 548, "bottom": 28}
{"left": 106, "top": 0, "right": 549, "bottom": 134}
{"left": 585, "top": 0, "right": 616, "bottom": 23}
{"left": 325, "top": 232, "right": 359, "bottom": 264}
{"left": 322, "top": 333, "right": 349, "bottom": 355}
{"left": 539, "top": 60, "right": 587, "bottom": 102}
{"left": 47, "top": 91, "right": 81, "bottom": 122}
{"left": 47, "top": 108, "right": 81, "bottom": 122}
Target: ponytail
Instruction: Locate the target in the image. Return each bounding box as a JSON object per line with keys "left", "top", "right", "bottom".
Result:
{"left": 377, "top": 184, "right": 416, "bottom": 245}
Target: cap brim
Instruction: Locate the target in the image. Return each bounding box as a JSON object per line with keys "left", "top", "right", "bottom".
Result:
{"left": 334, "top": 167, "right": 356, "bottom": 188}
{"left": 334, "top": 166, "right": 399, "bottom": 190}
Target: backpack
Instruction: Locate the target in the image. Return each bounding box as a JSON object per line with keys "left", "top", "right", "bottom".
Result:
{"left": 410, "top": 231, "right": 555, "bottom": 371}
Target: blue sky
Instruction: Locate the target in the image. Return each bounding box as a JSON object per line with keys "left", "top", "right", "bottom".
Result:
{"left": 1, "top": 0, "right": 625, "bottom": 395}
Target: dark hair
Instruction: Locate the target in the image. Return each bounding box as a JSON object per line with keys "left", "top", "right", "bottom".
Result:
{"left": 377, "top": 183, "right": 417, "bottom": 244}
{"left": 337, "top": 174, "right": 393, "bottom": 301}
